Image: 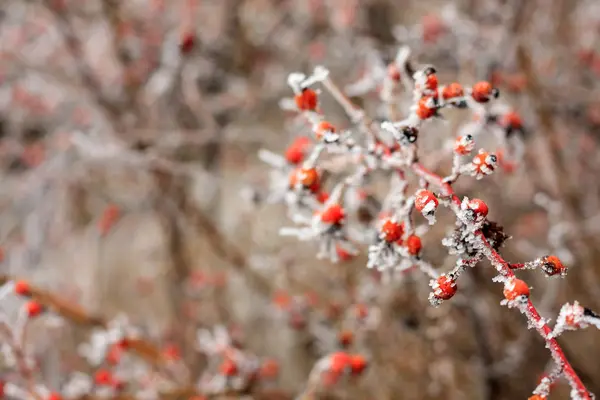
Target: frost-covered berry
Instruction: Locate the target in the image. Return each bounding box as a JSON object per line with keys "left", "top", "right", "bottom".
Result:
{"left": 414, "top": 189, "right": 438, "bottom": 223}
{"left": 503, "top": 278, "right": 530, "bottom": 302}
{"left": 470, "top": 150, "right": 497, "bottom": 179}
{"left": 540, "top": 255, "right": 567, "bottom": 276}
{"left": 416, "top": 96, "right": 437, "bottom": 120}
{"left": 432, "top": 275, "right": 458, "bottom": 301}
{"left": 453, "top": 135, "right": 475, "bottom": 155}
{"left": 314, "top": 121, "right": 337, "bottom": 142}
{"left": 380, "top": 218, "right": 404, "bottom": 243}
{"left": 461, "top": 197, "right": 489, "bottom": 223}
{"left": 295, "top": 88, "right": 318, "bottom": 111}
{"left": 405, "top": 235, "right": 422, "bottom": 256}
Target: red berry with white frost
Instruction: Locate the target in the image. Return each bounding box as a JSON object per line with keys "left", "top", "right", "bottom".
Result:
{"left": 414, "top": 189, "right": 438, "bottom": 223}
{"left": 432, "top": 275, "right": 458, "bottom": 301}
{"left": 503, "top": 278, "right": 530, "bottom": 302}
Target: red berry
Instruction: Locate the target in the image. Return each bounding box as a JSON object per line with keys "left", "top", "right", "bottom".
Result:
{"left": 528, "top": 395, "right": 546, "bottom": 400}
{"left": 94, "top": 369, "right": 113, "bottom": 386}
{"left": 329, "top": 352, "right": 351, "bottom": 374}
{"left": 405, "top": 235, "right": 422, "bottom": 256}
{"left": 320, "top": 204, "right": 345, "bottom": 225}
{"left": 354, "top": 303, "right": 369, "bottom": 320}
{"left": 503, "top": 278, "right": 530, "bottom": 301}
{"left": 47, "top": 392, "right": 62, "bottom": 400}
{"left": 350, "top": 354, "right": 368, "bottom": 375}
{"left": 541, "top": 255, "right": 566, "bottom": 276}
{"left": 414, "top": 190, "right": 438, "bottom": 215}
{"left": 314, "top": 121, "right": 336, "bottom": 141}
{"left": 162, "top": 344, "right": 181, "bottom": 361}
{"left": 387, "top": 64, "right": 401, "bottom": 81}
{"left": 259, "top": 359, "right": 279, "bottom": 379}
{"left": 338, "top": 330, "right": 354, "bottom": 347}
{"left": 14, "top": 280, "right": 31, "bottom": 296}
{"left": 179, "top": 31, "right": 196, "bottom": 54}
{"left": 289, "top": 167, "right": 320, "bottom": 193}
{"left": 295, "top": 88, "right": 318, "bottom": 111}
{"left": 380, "top": 219, "right": 404, "bottom": 242}
{"left": 220, "top": 358, "right": 238, "bottom": 376}
{"left": 416, "top": 96, "right": 436, "bottom": 119}
{"left": 26, "top": 301, "right": 43, "bottom": 317}
{"left": 433, "top": 275, "right": 457, "bottom": 300}
{"left": 467, "top": 198, "right": 489, "bottom": 218}
{"left": 284, "top": 136, "right": 311, "bottom": 165}
{"left": 500, "top": 111, "right": 523, "bottom": 129}
{"left": 336, "top": 245, "right": 354, "bottom": 261}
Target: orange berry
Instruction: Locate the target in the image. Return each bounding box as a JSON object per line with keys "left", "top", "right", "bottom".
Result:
{"left": 416, "top": 96, "right": 437, "bottom": 119}
{"left": 471, "top": 81, "right": 498, "bottom": 103}
{"left": 289, "top": 167, "right": 320, "bottom": 192}
{"left": 442, "top": 82, "right": 464, "bottom": 99}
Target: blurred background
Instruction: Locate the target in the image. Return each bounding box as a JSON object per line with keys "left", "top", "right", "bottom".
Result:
{"left": 1, "top": 0, "right": 600, "bottom": 399}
